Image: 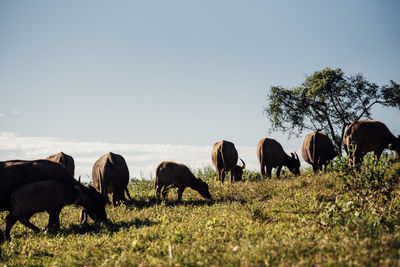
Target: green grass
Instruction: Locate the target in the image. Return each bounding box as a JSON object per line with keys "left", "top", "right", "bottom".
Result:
{"left": 1, "top": 157, "right": 400, "bottom": 266}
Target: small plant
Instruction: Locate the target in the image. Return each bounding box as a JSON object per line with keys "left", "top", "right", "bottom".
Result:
{"left": 196, "top": 165, "right": 217, "bottom": 180}
{"left": 242, "top": 170, "right": 262, "bottom": 181}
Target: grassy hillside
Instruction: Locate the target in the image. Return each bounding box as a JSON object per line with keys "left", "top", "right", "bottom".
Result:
{"left": 1, "top": 156, "right": 400, "bottom": 266}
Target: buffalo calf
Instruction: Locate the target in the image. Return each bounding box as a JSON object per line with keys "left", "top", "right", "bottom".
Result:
{"left": 302, "top": 131, "right": 338, "bottom": 172}
{"left": 92, "top": 152, "right": 131, "bottom": 206}
{"left": 155, "top": 161, "right": 212, "bottom": 203}
{"left": 344, "top": 120, "right": 400, "bottom": 165}
{"left": 257, "top": 138, "right": 300, "bottom": 178}
{"left": 5, "top": 180, "right": 108, "bottom": 241}
{"left": 212, "top": 140, "right": 246, "bottom": 182}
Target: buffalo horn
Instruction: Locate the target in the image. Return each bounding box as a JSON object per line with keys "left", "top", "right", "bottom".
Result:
{"left": 239, "top": 158, "right": 246, "bottom": 170}
{"left": 294, "top": 152, "right": 299, "bottom": 161}
{"left": 78, "top": 175, "right": 81, "bottom": 184}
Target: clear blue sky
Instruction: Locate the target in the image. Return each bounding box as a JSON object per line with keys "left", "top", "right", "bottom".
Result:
{"left": 1, "top": 0, "right": 399, "bottom": 149}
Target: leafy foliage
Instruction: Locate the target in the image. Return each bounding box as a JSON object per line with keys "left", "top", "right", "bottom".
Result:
{"left": 320, "top": 154, "right": 400, "bottom": 240}
{"left": 265, "top": 68, "right": 400, "bottom": 150}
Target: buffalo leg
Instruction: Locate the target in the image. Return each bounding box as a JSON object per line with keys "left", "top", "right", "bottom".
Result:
{"left": 162, "top": 186, "right": 169, "bottom": 200}
{"left": 312, "top": 162, "right": 318, "bottom": 173}
{"left": 320, "top": 157, "right": 327, "bottom": 171}
{"left": 352, "top": 145, "right": 364, "bottom": 166}
{"left": 80, "top": 209, "right": 88, "bottom": 224}
{"left": 155, "top": 185, "right": 162, "bottom": 203}
{"left": 112, "top": 194, "right": 118, "bottom": 207}
{"left": 260, "top": 164, "right": 266, "bottom": 178}
{"left": 18, "top": 218, "right": 40, "bottom": 233}
{"left": 276, "top": 166, "right": 282, "bottom": 178}
{"left": 375, "top": 149, "right": 384, "bottom": 161}
{"left": 266, "top": 166, "right": 272, "bottom": 178}
{"left": 47, "top": 210, "right": 61, "bottom": 232}
{"left": 105, "top": 195, "right": 111, "bottom": 205}
{"left": 4, "top": 213, "right": 18, "bottom": 240}
{"left": 321, "top": 163, "right": 326, "bottom": 172}
{"left": 125, "top": 188, "right": 131, "bottom": 200}
{"left": 354, "top": 151, "right": 363, "bottom": 166}
{"left": 177, "top": 188, "right": 185, "bottom": 202}
{"left": 220, "top": 170, "right": 225, "bottom": 183}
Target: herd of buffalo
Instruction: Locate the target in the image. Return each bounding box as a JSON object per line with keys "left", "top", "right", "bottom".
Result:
{"left": 0, "top": 120, "right": 399, "bottom": 253}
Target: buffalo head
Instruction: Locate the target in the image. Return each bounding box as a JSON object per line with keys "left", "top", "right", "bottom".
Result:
{"left": 80, "top": 171, "right": 108, "bottom": 224}
{"left": 288, "top": 152, "right": 301, "bottom": 176}
{"left": 197, "top": 179, "right": 212, "bottom": 200}
{"left": 232, "top": 158, "right": 246, "bottom": 181}
{"left": 393, "top": 135, "right": 400, "bottom": 155}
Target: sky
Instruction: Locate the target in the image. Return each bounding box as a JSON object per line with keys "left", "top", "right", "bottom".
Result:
{"left": 1, "top": 1, "right": 399, "bottom": 180}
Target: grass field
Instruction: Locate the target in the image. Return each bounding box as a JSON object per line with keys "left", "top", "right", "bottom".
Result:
{"left": 1, "top": 155, "right": 400, "bottom": 266}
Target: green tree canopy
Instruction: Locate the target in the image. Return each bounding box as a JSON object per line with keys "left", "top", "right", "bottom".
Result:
{"left": 265, "top": 68, "right": 400, "bottom": 152}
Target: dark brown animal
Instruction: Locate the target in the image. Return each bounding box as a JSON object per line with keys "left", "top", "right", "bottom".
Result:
{"left": 211, "top": 140, "right": 246, "bottom": 182}
{"left": 256, "top": 138, "right": 300, "bottom": 178}
{"left": 302, "top": 131, "right": 338, "bottom": 172}
{"left": 0, "top": 159, "right": 108, "bottom": 236}
{"left": 91, "top": 152, "right": 131, "bottom": 206}
{"left": 0, "top": 160, "right": 107, "bottom": 217}
{"left": 155, "top": 161, "right": 212, "bottom": 203}
{"left": 46, "top": 152, "right": 75, "bottom": 177}
{"left": 344, "top": 120, "right": 400, "bottom": 165}
{"left": 4, "top": 180, "right": 108, "bottom": 241}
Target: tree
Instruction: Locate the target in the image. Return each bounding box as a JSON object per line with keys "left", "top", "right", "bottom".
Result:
{"left": 265, "top": 68, "right": 400, "bottom": 152}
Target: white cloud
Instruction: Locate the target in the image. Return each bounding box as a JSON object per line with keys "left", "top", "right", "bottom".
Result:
{"left": 0, "top": 132, "right": 308, "bottom": 182}
{"left": 11, "top": 110, "right": 21, "bottom": 115}
{"left": 0, "top": 132, "right": 264, "bottom": 182}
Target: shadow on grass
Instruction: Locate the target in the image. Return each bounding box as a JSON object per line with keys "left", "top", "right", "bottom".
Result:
{"left": 213, "top": 196, "right": 247, "bottom": 205}
{"left": 126, "top": 195, "right": 248, "bottom": 208}
{"left": 60, "top": 217, "right": 156, "bottom": 236}
{"left": 3, "top": 217, "right": 156, "bottom": 243}
{"left": 125, "top": 196, "right": 215, "bottom": 208}
{"left": 125, "top": 197, "right": 157, "bottom": 210}
{"left": 164, "top": 199, "right": 214, "bottom": 207}
{"left": 124, "top": 193, "right": 250, "bottom": 210}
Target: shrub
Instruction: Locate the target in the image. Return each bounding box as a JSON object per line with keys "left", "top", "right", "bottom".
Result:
{"left": 321, "top": 152, "right": 400, "bottom": 237}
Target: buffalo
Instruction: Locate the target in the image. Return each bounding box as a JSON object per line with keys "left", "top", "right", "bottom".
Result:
{"left": 155, "top": 161, "right": 212, "bottom": 203}
{"left": 302, "top": 131, "right": 338, "bottom": 172}
{"left": 344, "top": 120, "right": 400, "bottom": 165}
{"left": 4, "top": 180, "right": 108, "bottom": 241}
{"left": 256, "top": 138, "right": 300, "bottom": 178}
{"left": 211, "top": 140, "right": 246, "bottom": 182}
{"left": 46, "top": 152, "right": 75, "bottom": 177}
{"left": 91, "top": 152, "right": 131, "bottom": 206}
{"left": 0, "top": 160, "right": 108, "bottom": 228}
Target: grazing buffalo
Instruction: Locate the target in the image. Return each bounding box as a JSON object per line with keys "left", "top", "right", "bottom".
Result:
{"left": 344, "top": 120, "right": 400, "bottom": 165}
{"left": 0, "top": 160, "right": 108, "bottom": 226}
{"left": 155, "top": 161, "right": 212, "bottom": 203}
{"left": 211, "top": 140, "right": 246, "bottom": 182}
{"left": 256, "top": 138, "right": 300, "bottom": 178}
{"left": 302, "top": 131, "right": 338, "bottom": 172}
{"left": 91, "top": 152, "right": 131, "bottom": 206}
{"left": 46, "top": 152, "right": 75, "bottom": 177}
{"left": 4, "top": 180, "right": 108, "bottom": 241}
